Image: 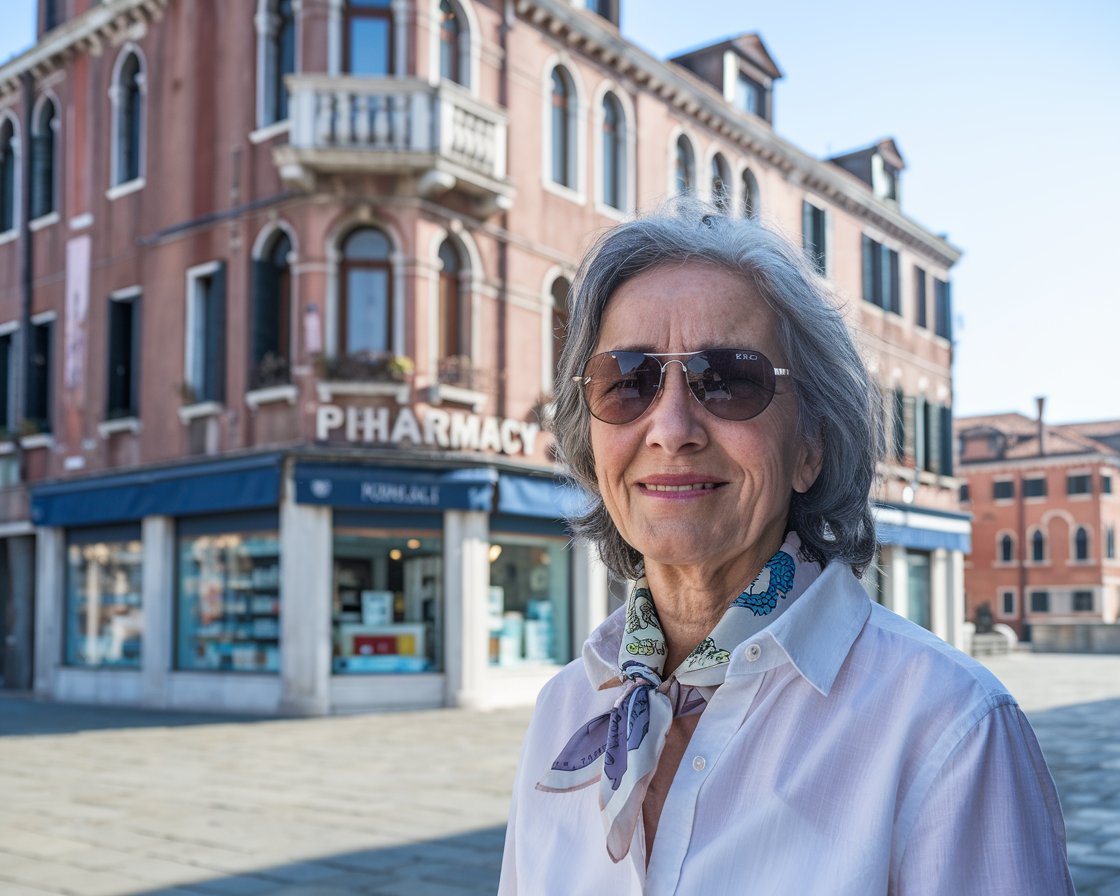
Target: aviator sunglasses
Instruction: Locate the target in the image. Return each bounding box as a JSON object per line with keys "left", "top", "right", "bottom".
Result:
{"left": 574, "top": 348, "right": 790, "bottom": 425}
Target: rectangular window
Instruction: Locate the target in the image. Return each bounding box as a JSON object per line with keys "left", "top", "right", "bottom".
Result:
{"left": 1067, "top": 474, "right": 1092, "bottom": 496}
{"left": 1102, "top": 473, "right": 1113, "bottom": 495}
{"left": 914, "top": 266, "right": 927, "bottom": 328}
{"left": 177, "top": 526, "right": 280, "bottom": 673}
{"left": 959, "top": 483, "right": 970, "bottom": 502}
{"left": 185, "top": 263, "right": 227, "bottom": 404}
{"left": 861, "top": 235, "right": 899, "bottom": 312}
{"left": 1029, "top": 590, "right": 1049, "bottom": 613}
{"left": 1001, "top": 590, "right": 1015, "bottom": 616}
{"left": 736, "top": 73, "right": 765, "bottom": 118}
{"left": 1023, "top": 476, "right": 1047, "bottom": 498}
{"left": 0, "top": 330, "right": 11, "bottom": 435}
{"left": 934, "top": 277, "right": 952, "bottom": 339}
{"left": 107, "top": 292, "right": 141, "bottom": 419}
{"left": 801, "top": 201, "right": 827, "bottom": 276}
{"left": 65, "top": 529, "right": 143, "bottom": 667}
{"left": 26, "top": 319, "right": 52, "bottom": 433}
{"left": 1072, "top": 590, "right": 1094, "bottom": 612}
{"left": 489, "top": 535, "right": 572, "bottom": 667}
{"left": 332, "top": 528, "right": 443, "bottom": 674}
{"left": 993, "top": 479, "right": 1015, "bottom": 500}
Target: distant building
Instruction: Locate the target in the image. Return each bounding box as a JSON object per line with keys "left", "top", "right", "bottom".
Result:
{"left": 956, "top": 403, "right": 1120, "bottom": 638}
{"left": 0, "top": 0, "right": 962, "bottom": 713}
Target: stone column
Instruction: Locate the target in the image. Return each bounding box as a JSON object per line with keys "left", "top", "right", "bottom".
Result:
{"left": 33, "top": 526, "right": 65, "bottom": 698}
{"left": 443, "top": 509, "right": 488, "bottom": 707}
{"left": 141, "top": 516, "right": 174, "bottom": 707}
{"left": 930, "top": 547, "right": 949, "bottom": 643}
{"left": 882, "top": 543, "right": 910, "bottom": 620}
{"left": 949, "top": 549, "right": 967, "bottom": 650}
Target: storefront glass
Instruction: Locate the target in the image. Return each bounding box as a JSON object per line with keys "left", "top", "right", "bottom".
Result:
{"left": 488, "top": 536, "right": 571, "bottom": 666}
{"left": 177, "top": 529, "right": 281, "bottom": 672}
{"left": 65, "top": 535, "right": 143, "bottom": 667}
{"left": 907, "top": 549, "right": 932, "bottom": 630}
{"left": 332, "top": 529, "right": 443, "bottom": 674}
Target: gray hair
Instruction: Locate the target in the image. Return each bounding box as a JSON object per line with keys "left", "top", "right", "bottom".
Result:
{"left": 551, "top": 199, "right": 882, "bottom": 580}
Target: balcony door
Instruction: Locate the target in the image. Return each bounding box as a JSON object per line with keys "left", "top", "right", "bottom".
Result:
{"left": 345, "top": 0, "right": 393, "bottom": 76}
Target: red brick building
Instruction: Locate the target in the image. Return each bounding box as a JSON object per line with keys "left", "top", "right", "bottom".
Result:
{"left": 0, "top": 0, "right": 964, "bottom": 712}
{"left": 957, "top": 406, "right": 1120, "bottom": 638}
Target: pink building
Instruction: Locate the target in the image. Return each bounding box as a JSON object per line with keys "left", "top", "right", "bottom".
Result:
{"left": 0, "top": 0, "right": 964, "bottom": 712}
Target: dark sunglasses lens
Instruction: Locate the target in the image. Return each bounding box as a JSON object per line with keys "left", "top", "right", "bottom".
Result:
{"left": 686, "top": 350, "right": 776, "bottom": 420}
{"left": 583, "top": 352, "right": 662, "bottom": 423}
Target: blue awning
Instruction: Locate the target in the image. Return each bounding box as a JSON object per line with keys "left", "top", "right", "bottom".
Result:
{"left": 294, "top": 463, "right": 497, "bottom": 511}
{"left": 875, "top": 521, "right": 971, "bottom": 553}
{"left": 31, "top": 454, "right": 283, "bottom": 527}
{"left": 497, "top": 474, "right": 591, "bottom": 519}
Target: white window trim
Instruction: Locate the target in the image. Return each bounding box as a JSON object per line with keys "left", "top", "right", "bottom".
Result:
{"left": 326, "top": 217, "right": 403, "bottom": 359}
{"left": 1025, "top": 525, "right": 1048, "bottom": 566}
{"left": 540, "top": 57, "right": 586, "bottom": 204}
{"left": 993, "top": 530, "right": 1017, "bottom": 568}
{"left": 428, "top": 0, "right": 480, "bottom": 93}
{"left": 996, "top": 588, "right": 1018, "bottom": 619}
{"left": 801, "top": 197, "right": 829, "bottom": 278}
{"left": 1068, "top": 524, "right": 1094, "bottom": 565}
{"left": 108, "top": 44, "right": 148, "bottom": 189}
{"left": 255, "top": 0, "right": 301, "bottom": 131}
{"left": 592, "top": 84, "right": 634, "bottom": 218}
{"left": 1, "top": 112, "right": 23, "bottom": 235}
{"left": 668, "top": 127, "right": 698, "bottom": 197}
{"left": 992, "top": 475, "right": 1016, "bottom": 505}
{"left": 98, "top": 416, "right": 142, "bottom": 437}
{"left": 106, "top": 177, "right": 145, "bottom": 201}
{"left": 249, "top": 119, "right": 291, "bottom": 145}
{"left": 738, "top": 164, "right": 761, "bottom": 220}
{"left": 184, "top": 261, "right": 223, "bottom": 405}
{"left": 246, "top": 384, "right": 298, "bottom": 409}
{"left": 251, "top": 221, "right": 300, "bottom": 382}
{"left": 316, "top": 381, "right": 410, "bottom": 403}
{"left": 705, "top": 148, "right": 732, "bottom": 211}
{"left": 28, "top": 211, "right": 59, "bottom": 231}
{"left": 1022, "top": 473, "right": 1048, "bottom": 503}
{"left": 177, "top": 400, "right": 224, "bottom": 424}
{"left": 30, "top": 91, "right": 61, "bottom": 222}
{"left": 327, "top": 0, "right": 409, "bottom": 76}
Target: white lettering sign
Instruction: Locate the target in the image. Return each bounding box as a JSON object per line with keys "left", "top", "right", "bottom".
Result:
{"left": 315, "top": 404, "right": 542, "bottom": 458}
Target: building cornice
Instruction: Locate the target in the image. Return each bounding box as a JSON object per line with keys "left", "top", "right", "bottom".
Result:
{"left": 515, "top": 0, "right": 962, "bottom": 269}
{"left": 959, "top": 452, "right": 1120, "bottom": 473}
{"left": 0, "top": 0, "right": 168, "bottom": 98}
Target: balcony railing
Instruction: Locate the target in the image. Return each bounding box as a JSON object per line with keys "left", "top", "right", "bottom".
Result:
{"left": 276, "top": 75, "right": 513, "bottom": 209}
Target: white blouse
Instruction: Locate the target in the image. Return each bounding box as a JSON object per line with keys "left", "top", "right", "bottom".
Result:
{"left": 499, "top": 562, "right": 1074, "bottom": 895}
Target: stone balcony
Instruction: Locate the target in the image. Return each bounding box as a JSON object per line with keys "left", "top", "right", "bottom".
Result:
{"left": 274, "top": 75, "right": 514, "bottom": 213}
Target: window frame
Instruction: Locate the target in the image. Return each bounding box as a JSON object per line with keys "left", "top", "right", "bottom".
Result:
{"left": 184, "top": 261, "right": 228, "bottom": 405}
{"left": 25, "top": 315, "right": 54, "bottom": 434}
{"left": 1023, "top": 475, "right": 1047, "bottom": 500}
{"left": 0, "top": 114, "right": 21, "bottom": 235}
{"left": 1029, "top": 590, "right": 1049, "bottom": 614}
{"left": 1029, "top": 527, "right": 1047, "bottom": 564}
{"left": 1067, "top": 472, "right": 1092, "bottom": 497}
{"left": 109, "top": 47, "right": 146, "bottom": 190}
{"left": 256, "top": 0, "right": 298, "bottom": 129}
{"left": 802, "top": 200, "right": 828, "bottom": 276}
{"left": 861, "top": 234, "right": 900, "bottom": 313}
{"left": 338, "top": 226, "right": 394, "bottom": 358}
{"left": 1073, "top": 526, "right": 1091, "bottom": 562}
{"left": 998, "top": 588, "right": 1017, "bottom": 618}
{"left": 992, "top": 478, "right": 1015, "bottom": 501}
{"left": 598, "top": 90, "right": 627, "bottom": 213}
{"left": 30, "top": 94, "right": 59, "bottom": 222}
{"left": 710, "top": 152, "right": 731, "bottom": 212}
{"left": 740, "top": 167, "right": 759, "bottom": 219}
{"left": 344, "top": 0, "right": 394, "bottom": 76}
{"left": 106, "top": 287, "right": 142, "bottom": 421}
{"left": 250, "top": 229, "right": 295, "bottom": 389}
{"left": 673, "top": 133, "right": 696, "bottom": 196}
{"left": 1072, "top": 590, "right": 1094, "bottom": 612}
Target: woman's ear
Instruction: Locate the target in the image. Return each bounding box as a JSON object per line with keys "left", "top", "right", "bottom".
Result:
{"left": 792, "top": 436, "right": 823, "bottom": 494}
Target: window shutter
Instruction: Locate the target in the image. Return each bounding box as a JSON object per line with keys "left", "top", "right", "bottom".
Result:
{"left": 892, "top": 388, "right": 905, "bottom": 461}
{"left": 879, "top": 244, "right": 892, "bottom": 312}
{"left": 30, "top": 133, "right": 50, "bottom": 219}
{"left": 939, "top": 405, "right": 953, "bottom": 476}
{"left": 913, "top": 395, "right": 927, "bottom": 470}
{"left": 861, "top": 236, "right": 874, "bottom": 304}
{"left": 26, "top": 322, "right": 52, "bottom": 431}
{"left": 802, "top": 201, "right": 812, "bottom": 254}
{"left": 130, "top": 298, "right": 142, "bottom": 415}
{"left": 0, "top": 335, "right": 10, "bottom": 431}
{"left": 888, "top": 250, "right": 900, "bottom": 314}
{"left": 902, "top": 395, "right": 916, "bottom": 465}
{"left": 203, "top": 263, "right": 227, "bottom": 403}
{"left": 251, "top": 259, "right": 279, "bottom": 372}
{"left": 926, "top": 401, "right": 941, "bottom": 474}
{"left": 107, "top": 301, "right": 128, "bottom": 416}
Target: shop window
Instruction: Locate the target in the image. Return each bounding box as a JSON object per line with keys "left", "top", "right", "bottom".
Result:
{"left": 107, "top": 291, "right": 141, "bottom": 419}
{"left": 550, "top": 66, "right": 576, "bottom": 188}
{"left": 1029, "top": 590, "right": 1049, "bottom": 613}
{"left": 439, "top": 0, "right": 466, "bottom": 86}
{"left": 993, "top": 479, "right": 1014, "bottom": 500}
{"left": 258, "top": 0, "right": 297, "bottom": 126}
{"left": 1074, "top": 526, "right": 1090, "bottom": 561}
{"left": 332, "top": 529, "right": 443, "bottom": 674}
{"left": 345, "top": 0, "right": 393, "bottom": 75}
{"left": 250, "top": 231, "right": 292, "bottom": 388}
{"left": 111, "top": 49, "right": 145, "bottom": 186}
{"left": 488, "top": 536, "right": 571, "bottom": 666}
{"left": 30, "top": 97, "right": 57, "bottom": 220}
{"left": 802, "top": 201, "right": 827, "bottom": 276}
{"left": 176, "top": 527, "right": 281, "bottom": 673}
{"left": 1030, "top": 528, "right": 1046, "bottom": 563}
{"left": 437, "top": 238, "right": 466, "bottom": 361}
{"left": 0, "top": 116, "right": 17, "bottom": 233}
{"left": 1073, "top": 590, "right": 1093, "bottom": 612}
{"left": 998, "top": 535, "right": 1018, "bottom": 567}
{"left": 65, "top": 531, "right": 143, "bottom": 667}
{"left": 741, "top": 168, "right": 759, "bottom": 219}
{"left": 25, "top": 319, "right": 52, "bottom": 434}
{"left": 914, "top": 266, "right": 927, "bottom": 328}
{"left": 1000, "top": 590, "right": 1015, "bottom": 617}
{"left": 861, "top": 235, "right": 900, "bottom": 313}
{"left": 1023, "top": 476, "right": 1047, "bottom": 498}
{"left": 934, "top": 277, "right": 952, "bottom": 340}
{"left": 710, "top": 153, "right": 730, "bottom": 212}
{"left": 674, "top": 135, "right": 695, "bottom": 195}
{"left": 185, "top": 262, "right": 227, "bottom": 404}
{"left": 340, "top": 226, "right": 392, "bottom": 356}
{"left": 1067, "top": 473, "right": 1091, "bottom": 496}
{"left": 601, "top": 92, "right": 624, "bottom": 210}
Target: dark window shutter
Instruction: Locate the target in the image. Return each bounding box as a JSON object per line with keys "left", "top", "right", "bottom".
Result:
{"left": 203, "top": 264, "right": 227, "bottom": 403}
{"left": 878, "top": 244, "right": 892, "bottom": 312}
{"left": 926, "top": 401, "right": 942, "bottom": 474}
{"left": 914, "top": 267, "right": 927, "bottom": 328}
{"left": 31, "top": 133, "right": 51, "bottom": 219}
{"left": 0, "top": 334, "right": 10, "bottom": 431}
{"left": 131, "top": 298, "right": 142, "bottom": 415}
{"left": 902, "top": 395, "right": 916, "bottom": 465}
{"left": 26, "top": 321, "right": 52, "bottom": 432}
{"left": 939, "top": 405, "right": 953, "bottom": 476}
{"left": 888, "top": 250, "right": 900, "bottom": 314}
{"left": 107, "top": 300, "right": 128, "bottom": 416}
{"left": 892, "top": 388, "right": 905, "bottom": 461}
{"left": 861, "top": 235, "right": 874, "bottom": 304}
{"left": 251, "top": 259, "right": 279, "bottom": 372}
{"left": 913, "top": 395, "right": 927, "bottom": 470}
{"left": 0, "top": 133, "right": 15, "bottom": 232}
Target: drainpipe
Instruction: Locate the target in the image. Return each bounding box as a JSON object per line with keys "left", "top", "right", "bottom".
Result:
{"left": 494, "top": 1, "right": 513, "bottom": 418}
{"left": 15, "top": 71, "right": 35, "bottom": 483}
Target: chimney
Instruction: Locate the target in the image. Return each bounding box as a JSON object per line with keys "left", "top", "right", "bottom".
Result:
{"left": 1035, "top": 396, "right": 1047, "bottom": 456}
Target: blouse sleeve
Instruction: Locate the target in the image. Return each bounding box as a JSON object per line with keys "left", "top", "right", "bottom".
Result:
{"left": 894, "top": 702, "right": 1075, "bottom": 895}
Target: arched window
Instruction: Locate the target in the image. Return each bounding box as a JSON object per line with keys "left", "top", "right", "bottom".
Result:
{"left": 437, "top": 239, "right": 465, "bottom": 359}
{"left": 261, "top": 0, "right": 296, "bottom": 125}
{"left": 1031, "top": 528, "right": 1046, "bottom": 563}
{"left": 439, "top": 0, "right": 464, "bottom": 85}
{"left": 742, "top": 168, "right": 759, "bottom": 218}
{"left": 601, "top": 92, "right": 624, "bottom": 209}
{"left": 345, "top": 0, "right": 393, "bottom": 75}
{"left": 112, "top": 51, "right": 144, "bottom": 185}
{"left": 550, "top": 66, "right": 576, "bottom": 188}
{"left": 999, "top": 534, "right": 1014, "bottom": 564}
{"left": 1075, "top": 526, "right": 1090, "bottom": 561}
{"left": 340, "top": 227, "right": 392, "bottom": 355}
{"left": 674, "top": 136, "right": 695, "bottom": 195}
{"left": 0, "top": 117, "right": 16, "bottom": 233}
{"left": 550, "top": 276, "right": 571, "bottom": 380}
{"left": 710, "top": 153, "right": 730, "bottom": 211}
{"left": 250, "top": 230, "right": 293, "bottom": 388}
{"left": 31, "top": 98, "right": 57, "bottom": 219}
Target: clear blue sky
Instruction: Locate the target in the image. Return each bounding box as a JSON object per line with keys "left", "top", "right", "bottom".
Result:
{"left": 2, "top": 0, "right": 1117, "bottom": 424}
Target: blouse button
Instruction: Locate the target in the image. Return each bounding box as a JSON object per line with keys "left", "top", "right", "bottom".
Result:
{"left": 745, "top": 644, "right": 762, "bottom": 661}
{"left": 692, "top": 756, "right": 706, "bottom": 771}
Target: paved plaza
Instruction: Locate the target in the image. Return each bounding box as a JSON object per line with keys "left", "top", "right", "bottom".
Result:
{"left": 0, "top": 652, "right": 1118, "bottom": 895}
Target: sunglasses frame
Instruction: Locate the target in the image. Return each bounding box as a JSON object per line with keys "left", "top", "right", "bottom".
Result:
{"left": 573, "top": 348, "right": 791, "bottom": 425}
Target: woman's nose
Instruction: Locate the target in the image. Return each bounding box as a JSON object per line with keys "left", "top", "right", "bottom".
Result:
{"left": 643, "top": 361, "right": 709, "bottom": 452}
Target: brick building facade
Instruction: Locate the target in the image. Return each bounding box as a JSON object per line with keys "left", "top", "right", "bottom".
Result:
{"left": 0, "top": 0, "right": 964, "bottom": 712}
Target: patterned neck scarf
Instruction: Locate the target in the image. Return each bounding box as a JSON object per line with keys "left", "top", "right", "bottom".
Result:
{"left": 537, "top": 532, "right": 820, "bottom": 862}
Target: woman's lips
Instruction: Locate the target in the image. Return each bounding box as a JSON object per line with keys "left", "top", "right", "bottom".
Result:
{"left": 637, "top": 475, "right": 726, "bottom": 496}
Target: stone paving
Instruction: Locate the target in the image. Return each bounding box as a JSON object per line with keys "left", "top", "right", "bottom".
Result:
{"left": 0, "top": 652, "right": 1117, "bottom": 895}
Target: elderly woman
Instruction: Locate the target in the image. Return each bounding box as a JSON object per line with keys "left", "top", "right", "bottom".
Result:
{"left": 498, "top": 204, "right": 1073, "bottom": 895}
